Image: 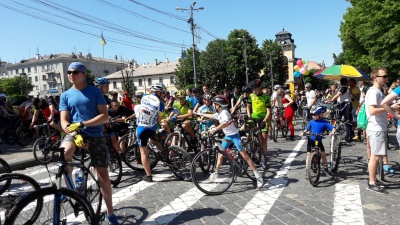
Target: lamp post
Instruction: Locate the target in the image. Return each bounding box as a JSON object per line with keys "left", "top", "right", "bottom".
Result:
{"left": 176, "top": 1, "right": 204, "bottom": 88}
{"left": 237, "top": 37, "right": 249, "bottom": 84}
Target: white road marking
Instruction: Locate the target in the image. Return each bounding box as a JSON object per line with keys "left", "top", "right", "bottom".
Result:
{"left": 332, "top": 183, "right": 365, "bottom": 225}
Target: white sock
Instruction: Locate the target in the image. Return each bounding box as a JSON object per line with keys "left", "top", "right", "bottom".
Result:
{"left": 253, "top": 170, "right": 261, "bottom": 178}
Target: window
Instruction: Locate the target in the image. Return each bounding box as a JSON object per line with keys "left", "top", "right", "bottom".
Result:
{"left": 35, "top": 85, "right": 39, "bottom": 90}
{"left": 42, "top": 65, "right": 45, "bottom": 71}
{"left": 35, "top": 76, "right": 38, "bottom": 82}
{"left": 170, "top": 76, "right": 174, "bottom": 84}
{"left": 42, "top": 75, "right": 46, "bottom": 80}
{"left": 159, "top": 77, "right": 163, "bottom": 84}
{"left": 34, "top": 67, "right": 37, "bottom": 73}
{"left": 138, "top": 79, "right": 143, "bottom": 87}
{"left": 113, "top": 81, "right": 116, "bottom": 89}
{"left": 22, "top": 68, "right": 25, "bottom": 73}
{"left": 148, "top": 78, "right": 152, "bottom": 85}
{"left": 43, "top": 84, "right": 47, "bottom": 90}
{"left": 29, "top": 77, "right": 32, "bottom": 82}
{"left": 28, "top": 67, "right": 31, "bottom": 73}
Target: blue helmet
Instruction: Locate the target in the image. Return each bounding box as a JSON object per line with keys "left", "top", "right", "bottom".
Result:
{"left": 94, "top": 77, "right": 110, "bottom": 86}
{"left": 311, "top": 106, "right": 327, "bottom": 115}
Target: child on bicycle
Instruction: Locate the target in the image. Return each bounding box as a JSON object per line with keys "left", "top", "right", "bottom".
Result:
{"left": 300, "top": 106, "right": 336, "bottom": 178}
{"left": 199, "top": 95, "right": 264, "bottom": 188}
{"left": 197, "top": 93, "right": 215, "bottom": 151}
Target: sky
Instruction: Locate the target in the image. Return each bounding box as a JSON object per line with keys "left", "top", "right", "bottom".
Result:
{"left": 0, "top": 0, "right": 351, "bottom": 67}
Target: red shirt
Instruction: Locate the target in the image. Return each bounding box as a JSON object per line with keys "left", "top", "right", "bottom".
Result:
{"left": 122, "top": 97, "right": 133, "bottom": 109}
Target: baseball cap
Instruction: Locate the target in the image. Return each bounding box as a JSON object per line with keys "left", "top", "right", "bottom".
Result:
{"left": 0, "top": 93, "right": 7, "bottom": 97}
{"left": 124, "top": 91, "right": 129, "bottom": 95}
{"left": 68, "top": 62, "right": 86, "bottom": 73}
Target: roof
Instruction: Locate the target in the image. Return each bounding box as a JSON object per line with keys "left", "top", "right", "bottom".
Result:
{"left": 275, "top": 29, "right": 292, "bottom": 36}
{"left": 307, "top": 61, "right": 324, "bottom": 70}
{"left": 105, "top": 61, "right": 179, "bottom": 79}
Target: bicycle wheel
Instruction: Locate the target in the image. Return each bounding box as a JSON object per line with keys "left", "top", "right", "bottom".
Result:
{"left": 32, "top": 137, "right": 54, "bottom": 165}
{"left": 0, "top": 157, "right": 11, "bottom": 174}
{"left": 123, "top": 142, "right": 159, "bottom": 171}
{"left": 108, "top": 149, "right": 123, "bottom": 185}
{"left": 243, "top": 141, "right": 265, "bottom": 180}
{"left": 82, "top": 166, "right": 103, "bottom": 217}
{"left": 377, "top": 156, "right": 384, "bottom": 181}
{"left": 4, "top": 125, "right": 17, "bottom": 144}
{"left": 16, "top": 126, "right": 34, "bottom": 147}
{"left": 336, "top": 122, "right": 346, "bottom": 135}
{"left": 167, "top": 146, "right": 192, "bottom": 180}
{"left": 191, "top": 149, "right": 235, "bottom": 195}
{"left": 307, "top": 152, "right": 321, "bottom": 186}
{"left": 5, "top": 187, "right": 98, "bottom": 225}
{"left": 281, "top": 120, "right": 288, "bottom": 138}
{"left": 273, "top": 120, "right": 278, "bottom": 142}
{"left": 0, "top": 173, "right": 42, "bottom": 222}
{"left": 165, "top": 132, "right": 186, "bottom": 148}
{"left": 330, "top": 136, "right": 342, "bottom": 173}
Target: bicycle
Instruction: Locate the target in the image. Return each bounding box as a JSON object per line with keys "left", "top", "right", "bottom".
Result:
{"left": 191, "top": 130, "right": 265, "bottom": 195}
{"left": 32, "top": 122, "right": 62, "bottom": 165}
{"left": 0, "top": 173, "right": 42, "bottom": 223}
{"left": 271, "top": 107, "right": 288, "bottom": 142}
{"left": 104, "top": 118, "right": 124, "bottom": 185}
{"left": 329, "top": 132, "right": 342, "bottom": 173}
{"left": 303, "top": 133, "right": 335, "bottom": 186}
{"left": 5, "top": 146, "right": 100, "bottom": 224}
{"left": 0, "top": 157, "right": 11, "bottom": 175}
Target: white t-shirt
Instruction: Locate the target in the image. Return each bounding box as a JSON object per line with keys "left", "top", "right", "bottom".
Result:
{"left": 212, "top": 109, "right": 238, "bottom": 136}
{"left": 271, "top": 92, "right": 283, "bottom": 108}
{"left": 365, "top": 86, "right": 387, "bottom": 131}
{"left": 359, "top": 86, "right": 365, "bottom": 104}
{"left": 135, "top": 94, "right": 163, "bottom": 128}
{"left": 305, "top": 90, "right": 316, "bottom": 107}
{"left": 337, "top": 86, "right": 351, "bottom": 103}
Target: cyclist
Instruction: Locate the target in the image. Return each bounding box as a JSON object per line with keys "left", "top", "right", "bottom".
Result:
{"left": 108, "top": 99, "right": 129, "bottom": 155}
{"left": 31, "top": 97, "right": 52, "bottom": 139}
{"left": 60, "top": 62, "right": 119, "bottom": 224}
{"left": 168, "top": 89, "right": 197, "bottom": 146}
{"left": 199, "top": 95, "right": 264, "bottom": 188}
{"left": 300, "top": 106, "right": 335, "bottom": 178}
{"left": 231, "top": 85, "right": 251, "bottom": 130}
{"left": 283, "top": 89, "right": 295, "bottom": 140}
{"left": 135, "top": 83, "right": 166, "bottom": 182}
{"left": 197, "top": 93, "right": 215, "bottom": 151}
{"left": 305, "top": 83, "right": 317, "bottom": 120}
{"left": 247, "top": 79, "right": 271, "bottom": 169}
{"left": 47, "top": 96, "right": 64, "bottom": 134}
{"left": 94, "top": 78, "right": 124, "bottom": 156}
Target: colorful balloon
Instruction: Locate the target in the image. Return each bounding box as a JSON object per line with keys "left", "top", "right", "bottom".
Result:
{"left": 304, "top": 70, "right": 310, "bottom": 75}
{"left": 300, "top": 68, "right": 306, "bottom": 74}
{"left": 302, "top": 60, "right": 306, "bottom": 65}
{"left": 294, "top": 71, "right": 301, "bottom": 77}
{"left": 304, "top": 63, "right": 308, "bottom": 70}
{"left": 294, "top": 65, "right": 300, "bottom": 71}
{"left": 296, "top": 59, "right": 303, "bottom": 67}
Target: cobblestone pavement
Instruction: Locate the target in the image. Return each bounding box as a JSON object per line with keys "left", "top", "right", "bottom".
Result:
{"left": 2, "top": 123, "right": 400, "bottom": 224}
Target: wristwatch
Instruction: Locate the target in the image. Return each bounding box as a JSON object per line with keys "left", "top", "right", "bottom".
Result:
{"left": 80, "top": 122, "right": 85, "bottom": 128}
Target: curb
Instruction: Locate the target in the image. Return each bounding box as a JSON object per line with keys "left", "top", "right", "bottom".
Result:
{"left": 9, "top": 158, "right": 41, "bottom": 172}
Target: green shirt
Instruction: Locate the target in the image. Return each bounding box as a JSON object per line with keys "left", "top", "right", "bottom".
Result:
{"left": 248, "top": 93, "right": 271, "bottom": 119}
{"left": 173, "top": 100, "right": 193, "bottom": 115}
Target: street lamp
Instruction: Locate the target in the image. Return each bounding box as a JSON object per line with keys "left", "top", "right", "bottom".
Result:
{"left": 237, "top": 37, "right": 249, "bottom": 84}
{"left": 176, "top": 1, "right": 204, "bottom": 88}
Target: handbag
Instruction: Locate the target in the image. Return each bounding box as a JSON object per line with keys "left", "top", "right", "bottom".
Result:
{"left": 290, "top": 102, "right": 299, "bottom": 111}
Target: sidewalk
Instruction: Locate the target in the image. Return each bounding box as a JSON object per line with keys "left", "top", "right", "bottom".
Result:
{"left": 0, "top": 141, "right": 40, "bottom": 171}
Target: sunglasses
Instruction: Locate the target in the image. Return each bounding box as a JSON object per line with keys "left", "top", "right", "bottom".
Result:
{"left": 111, "top": 104, "right": 119, "bottom": 106}
{"left": 67, "top": 71, "right": 81, "bottom": 75}
{"left": 377, "top": 75, "right": 389, "bottom": 79}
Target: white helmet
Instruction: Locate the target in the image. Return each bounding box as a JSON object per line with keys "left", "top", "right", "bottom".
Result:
{"left": 273, "top": 85, "right": 281, "bottom": 90}
{"left": 305, "top": 83, "right": 312, "bottom": 88}
{"left": 150, "top": 83, "right": 167, "bottom": 92}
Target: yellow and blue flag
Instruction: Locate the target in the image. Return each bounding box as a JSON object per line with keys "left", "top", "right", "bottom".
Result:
{"left": 100, "top": 32, "right": 107, "bottom": 46}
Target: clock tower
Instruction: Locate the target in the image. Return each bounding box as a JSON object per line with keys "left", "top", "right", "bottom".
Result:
{"left": 275, "top": 29, "right": 298, "bottom": 91}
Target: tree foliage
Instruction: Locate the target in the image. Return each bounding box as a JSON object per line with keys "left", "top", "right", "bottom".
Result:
{"left": 339, "top": 0, "right": 400, "bottom": 81}
{"left": 0, "top": 75, "right": 33, "bottom": 96}
{"left": 261, "top": 39, "right": 287, "bottom": 88}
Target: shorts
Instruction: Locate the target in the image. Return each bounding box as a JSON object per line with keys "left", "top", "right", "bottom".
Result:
{"left": 307, "top": 138, "right": 325, "bottom": 152}
{"left": 63, "top": 134, "right": 109, "bottom": 168}
{"left": 351, "top": 107, "right": 357, "bottom": 123}
{"left": 250, "top": 117, "right": 270, "bottom": 133}
{"left": 221, "top": 133, "right": 244, "bottom": 151}
{"left": 136, "top": 126, "right": 156, "bottom": 147}
{"left": 366, "top": 130, "right": 387, "bottom": 156}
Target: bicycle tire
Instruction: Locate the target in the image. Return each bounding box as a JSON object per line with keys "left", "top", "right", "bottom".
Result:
{"left": 82, "top": 166, "right": 103, "bottom": 217}
{"left": 0, "top": 157, "right": 11, "bottom": 174}
{"left": 281, "top": 120, "right": 288, "bottom": 138}
{"left": 122, "top": 142, "right": 159, "bottom": 172}
{"left": 0, "top": 173, "right": 43, "bottom": 222}
{"left": 165, "top": 132, "right": 186, "bottom": 148}
{"left": 4, "top": 125, "right": 17, "bottom": 144}
{"left": 330, "top": 136, "right": 342, "bottom": 173}
{"left": 108, "top": 149, "right": 123, "bottom": 185}
{"left": 5, "top": 186, "right": 98, "bottom": 225}
{"left": 16, "top": 126, "right": 34, "bottom": 147}
{"left": 377, "top": 156, "right": 384, "bottom": 181}
{"left": 32, "top": 137, "right": 54, "bottom": 165}
{"left": 167, "top": 146, "right": 192, "bottom": 180}
{"left": 243, "top": 141, "right": 265, "bottom": 181}
{"left": 307, "top": 152, "right": 321, "bottom": 186}
{"left": 191, "top": 149, "right": 234, "bottom": 195}
{"left": 273, "top": 120, "right": 278, "bottom": 142}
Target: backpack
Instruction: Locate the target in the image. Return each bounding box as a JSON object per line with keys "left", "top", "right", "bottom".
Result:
{"left": 290, "top": 102, "right": 299, "bottom": 111}
{"left": 357, "top": 103, "right": 368, "bottom": 130}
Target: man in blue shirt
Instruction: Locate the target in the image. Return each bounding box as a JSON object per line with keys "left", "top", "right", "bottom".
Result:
{"left": 59, "top": 62, "right": 119, "bottom": 225}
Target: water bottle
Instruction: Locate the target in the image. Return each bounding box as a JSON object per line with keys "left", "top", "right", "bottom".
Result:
{"left": 226, "top": 148, "right": 235, "bottom": 160}
{"left": 75, "top": 169, "right": 84, "bottom": 194}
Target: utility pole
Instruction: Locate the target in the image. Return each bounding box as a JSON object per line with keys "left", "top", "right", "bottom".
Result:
{"left": 176, "top": 1, "right": 204, "bottom": 88}
{"left": 270, "top": 53, "right": 274, "bottom": 88}
{"left": 237, "top": 36, "right": 249, "bottom": 84}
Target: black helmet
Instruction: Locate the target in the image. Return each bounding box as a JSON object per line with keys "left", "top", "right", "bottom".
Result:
{"left": 242, "top": 85, "right": 251, "bottom": 93}
{"left": 248, "top": 79, "right": 262, "bottom": 89}
{"left": 211, "top": 95, "right": 229, "bottom": 107}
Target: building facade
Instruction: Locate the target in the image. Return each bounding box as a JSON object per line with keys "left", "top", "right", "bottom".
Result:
{"left": 2, "top": 53, "right": 126, "bottom": 97}
{"left": 105, "top": 59, "right": 178, "bottom": 97}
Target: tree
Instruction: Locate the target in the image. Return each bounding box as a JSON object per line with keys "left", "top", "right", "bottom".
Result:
{"left": 174, "top": 48, "right": 202, "bottom": 89}
{"left": 0, "top": 75, "right": 34, "bottom": 96}
{"left": 261, "top": 39, "right": 287, "bottom": 87}
{"left": 120, "top": 69, "right": 136, "bottom": 94}
{"left": 340, "top": 0, "right": 400, "bottom": 82}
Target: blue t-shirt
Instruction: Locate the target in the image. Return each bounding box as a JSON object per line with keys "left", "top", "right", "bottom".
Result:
{"left": 306, "top": 119, "right": 334, "bottom": 141}
{"left": 59, "top": 85, "right": 106, "bottom": 137}
{"left": 186, "top": 96, "right": 198, "bottom": 110}
{"left": 393, "top": 87, "right": 400, "bottom": 126}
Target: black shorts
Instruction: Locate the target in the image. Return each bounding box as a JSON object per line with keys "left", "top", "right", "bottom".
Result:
{"left": 137, "top": 128, "right": 155, "bottom": 147}
{"left": 307, "top": 138, "right": 325, "bottom": 152}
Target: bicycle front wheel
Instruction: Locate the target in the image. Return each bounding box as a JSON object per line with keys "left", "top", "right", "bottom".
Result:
{"left": 167, "top": 146, "right": 192, "bottom": 180}
{"left": 191, "top": 150, "right": 235, "bottom": 195}
{"left": 281, "top": 121, "right": 288, "bottom": 138}
{"left": 5, "top": 187, "right": 98, "bottom": 225}
{"left": 0, "top": 157, "right": 11, "bottom": 175}
{"left": 243, "top": 141, "right": 265, "bottom": 180}
{"left": 83, "top": 166, "right": 103, "bottom": 217}
{"left": 33, "top": 137, "right": 55, "bottom": 165}
{"left": 307, "top": 152, "right": 321, "bottom": 186}
{"left": 330, "top": 136, "right": 342, "bottom": 173}
{"left": 108, "top": 149, "right": 123, "bottom": 185}
{"left": 16, "top": 127, "right": 33, "bottom": 147}
{"left": 273, "top": 120, "right": 278, "bottom": 142}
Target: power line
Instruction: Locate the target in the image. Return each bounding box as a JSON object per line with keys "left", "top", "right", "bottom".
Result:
{"left": 127, "top": 0, "right": 187, "bottom": 21}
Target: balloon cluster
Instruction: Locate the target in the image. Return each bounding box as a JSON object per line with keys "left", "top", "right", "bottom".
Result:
{"left": 294, "top": 59, "right": 310, "bottom": 77}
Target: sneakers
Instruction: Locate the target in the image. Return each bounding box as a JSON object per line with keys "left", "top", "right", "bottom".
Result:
{"left": 383, "top": 165, "right": 395, "bottom": 174}
{"left": 352, "top": 135, "right": 360, "bottom": 141}
{"left": 105, "top": 213, "right": 120, "bottom": 225}
{"left": 366, "top": 182, "right": 387, "bottom": 194}
{"left": 142, "top": 175, "right": 153, "bottom": 182}
{"left": 209, "top": 172, "right": 219, "bottom": 182}
{"left": 256, "top": 175, "right": 264, "bottom": 188}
